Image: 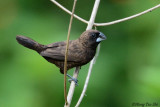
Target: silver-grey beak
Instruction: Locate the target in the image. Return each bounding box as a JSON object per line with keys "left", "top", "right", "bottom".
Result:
{"left": 96, "top": 32, "right": 107, "bottom": 42}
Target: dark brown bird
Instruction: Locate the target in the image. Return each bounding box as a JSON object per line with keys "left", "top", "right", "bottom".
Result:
{"left": 16, "top": 30, "right": 106, "bottom": 82}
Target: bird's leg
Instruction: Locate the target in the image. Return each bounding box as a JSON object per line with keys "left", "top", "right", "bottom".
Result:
{"left": 67, "top": 74, "right": 78, "bottom": 86}
{"left": 80, "top": 66, "right": 81, "bottom": 69}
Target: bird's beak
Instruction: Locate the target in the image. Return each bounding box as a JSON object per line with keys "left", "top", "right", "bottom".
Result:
{"left": 96, "top": 32, "right": 107, "bottom": 42}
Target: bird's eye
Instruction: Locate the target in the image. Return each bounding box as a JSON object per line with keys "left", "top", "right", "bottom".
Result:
{"left": 92, "top": 33, "right": 97, "bottom": 38}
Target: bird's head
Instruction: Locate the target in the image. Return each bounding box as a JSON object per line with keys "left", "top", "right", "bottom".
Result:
{"left": 79, "top": 30, "right": 106, "bottom": 48}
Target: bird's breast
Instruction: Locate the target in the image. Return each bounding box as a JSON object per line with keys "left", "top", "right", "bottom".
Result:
{"left": 82, "top": 48, "right": 96, "bottom": 64}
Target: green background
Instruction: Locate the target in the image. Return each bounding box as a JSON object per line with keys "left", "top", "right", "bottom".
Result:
{"left": 0, "top": 0, "right": 160, "bottom": 107}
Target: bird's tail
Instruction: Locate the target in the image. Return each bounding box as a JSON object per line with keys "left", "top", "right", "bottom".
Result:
{"left": 16, "top": 35, "right": 46, "bottom": 53}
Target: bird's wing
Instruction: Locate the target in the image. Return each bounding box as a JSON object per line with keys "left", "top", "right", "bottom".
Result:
{"left": 40, "top": 41, "right": 83, "bottom": 62}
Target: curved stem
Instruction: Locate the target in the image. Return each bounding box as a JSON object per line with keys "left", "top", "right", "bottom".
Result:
{"left": 75, "top": 44, "right": 100, "bottom": 107}
{"left": 64, "top": 0, "right": 77, "bottom": 106}
{"left": 75, "top": 0, "right": 101, "bottom": 107}
{"left": 50, "top": 0, "right": 88, "bottom": 24}
{"left": 67, "top": 0, "right": 100, "bottom": 107}
{"left": 51, "top": 0, "right": 160, "bottom": 27}
{"left": 67, "top": 67, "right": 80, "bottom": 107}
{"left": 94, "top": 4, "right": 160, "bottom": 26}
{"left": 50, "top": 0, "right": 160, "bottom": 107}
{"left": 86, "top": 0, "right": 100, "bottom": 30}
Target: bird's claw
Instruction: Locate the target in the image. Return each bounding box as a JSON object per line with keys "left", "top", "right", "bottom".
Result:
{"left": 67, "top": 74, "right": 79, "bottom": 86}
{"left": 68, "top": 78, "right": 79, "bottom": 86}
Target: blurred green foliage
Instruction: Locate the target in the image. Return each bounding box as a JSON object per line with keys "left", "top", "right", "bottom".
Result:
{"left": 0, "top": 0, "right": 160, "bottom": 107}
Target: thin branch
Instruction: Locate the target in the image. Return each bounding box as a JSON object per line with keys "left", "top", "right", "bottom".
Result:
{"left": 64, "top": 0, "right": 77, "bottom": 106}
{"left": 67, "top": 67, "right": 80, "bottom": 107}
{"left": 94, "top": 3, "right": 160, "bottom": 26}
{"left": 86, "top": 0, "right": 100, "bottom": 30}
{"left": 51, "top": 0, "right": 160, "bottom": 107}
{"left": 51, "top": 0, "right": 160, "bottom": 27}
{"left": 75, "top": 0, "right": 101, "bottom": 107}
{"left": 50, "top": 0, "right": 88, "bottom": 24}
{"left": 75, "top": 44, "right": 100, "bottom": 107}
{"left": 66, "top": 0, "right": 100, "bottom": 107}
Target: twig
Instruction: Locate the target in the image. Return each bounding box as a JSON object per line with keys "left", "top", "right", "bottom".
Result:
{"left": 67, "top": 67, "right": 80, "bottom": 107}
{"left": 75, "top": 44, "right": 100, "bottom": 107}
{"left": 86, "top": 0, "right": 100, "bottom": 30}
{"left": 50, "top": 0, "right": 88, "bottom": 24}
{"left": 51, "top": 0, "right": 160, "bottom": 106}
{"left": 94, "top": 3, "right": 160, "bottom": 26}
{"left": 75, "top": 0, "right": 101, "bottom": 106}
{"left": 66, "top": 0, "right": 100, "bottom": 107}
{"left": 64, "top": 0, "right": 77, "bottom": 106}
{"left": 51, "top": 0, "right": 160, "bottom": 26}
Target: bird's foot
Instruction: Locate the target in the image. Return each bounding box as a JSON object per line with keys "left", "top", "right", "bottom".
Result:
{"left": 67, "top": 74, "right": 78, "bottom": 86}
{"left": 68, "top": 79, "right": 79, "bottom": 86}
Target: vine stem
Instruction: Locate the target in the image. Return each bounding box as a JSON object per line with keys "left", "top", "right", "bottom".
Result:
{"left": 76, "top": 0, "right": 101, "bottom": 106}
{"left": 66, "top": 0, "right": 100, "bottom": 107}
{"left": 50, "top": 0, "right": 88, "bottom": 24}
{"left": 67, "top": 67, "right": 80, "bottom": 107}
{"left": 75, "top": 44, "right": 100, "bottom": 107}
{"left": 50, "top": 0, "right": 160, "bottom": 107}
{"left": 51, "top": 0, "right": 160, "bottom": 26}
{"left": 94, "top": 3, "right": 160, "bottom": 26}
{"left": 66, "top": 0, "right": 101, "bottom": 107}
{"left": 64, "top": 0, "right": 77, "bottom": 106}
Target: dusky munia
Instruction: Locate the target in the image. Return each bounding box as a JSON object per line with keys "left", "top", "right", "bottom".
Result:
{"left": 16, "top": 30, "right": 106, "bottom": 83}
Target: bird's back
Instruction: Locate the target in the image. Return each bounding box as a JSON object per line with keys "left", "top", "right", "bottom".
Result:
{"left": 40, "top": 39, "right": 96, "bottom": 73}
